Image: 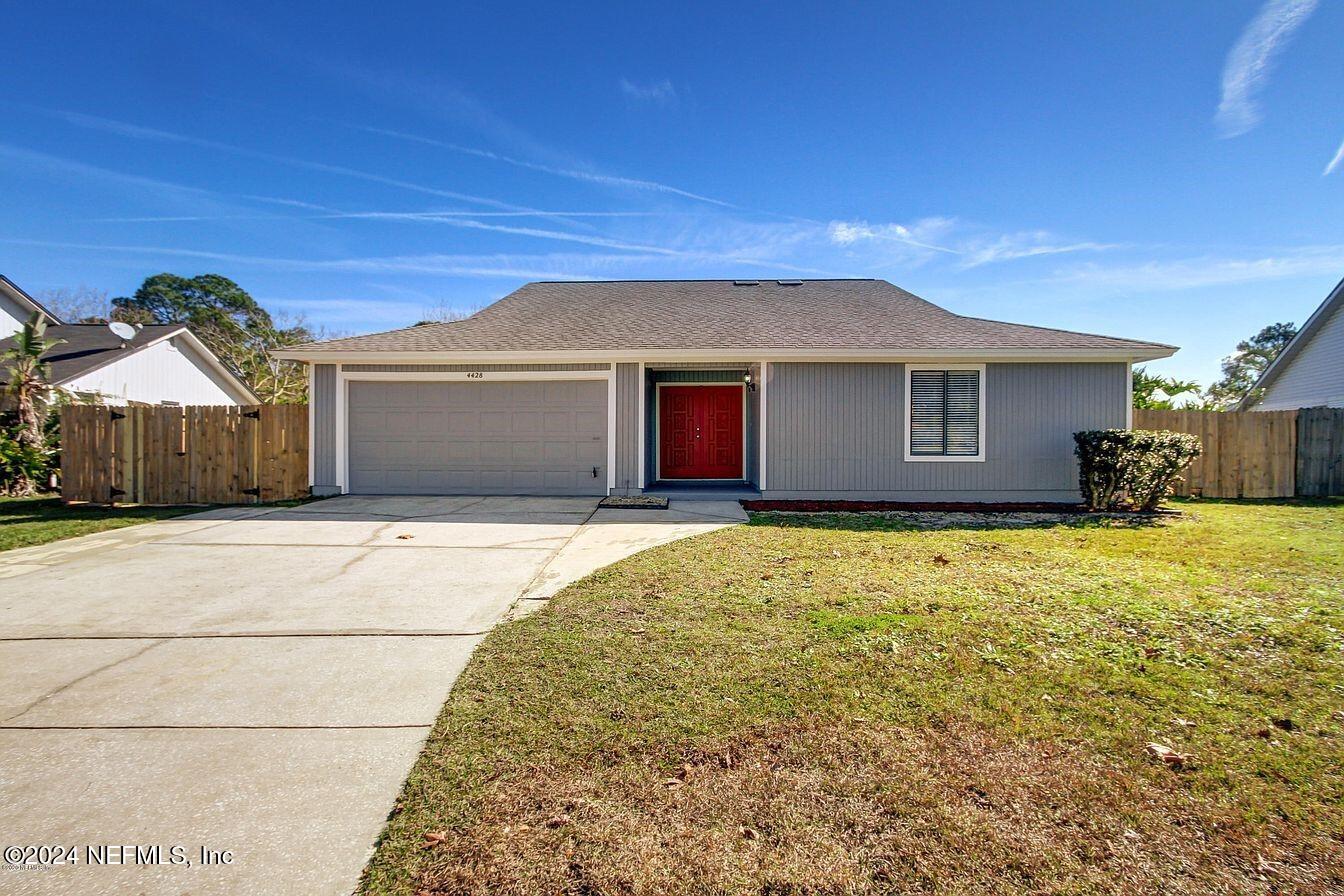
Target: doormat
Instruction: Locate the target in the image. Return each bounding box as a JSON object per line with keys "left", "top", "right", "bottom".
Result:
{"left": 599, "top": 495, "right": 670, "bottom": 509}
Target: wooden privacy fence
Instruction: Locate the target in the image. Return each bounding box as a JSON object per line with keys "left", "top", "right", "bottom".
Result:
{"left": 61, "top": 404, "right": 308, "bottom": 505}
{"left": 1134, "top": 407, "right": 1344, "bottom": 498}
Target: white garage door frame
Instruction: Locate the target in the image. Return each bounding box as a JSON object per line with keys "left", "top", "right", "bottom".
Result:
{"left": 333, "top": 365, "right": 616, "bottom": 495}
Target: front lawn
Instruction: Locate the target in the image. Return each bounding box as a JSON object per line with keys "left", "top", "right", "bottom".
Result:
{"left": 0, "top": 496, "right": 195, "bottom": 552}
{"left": 364, "top": 500, "right": 1344, "bottom": 895}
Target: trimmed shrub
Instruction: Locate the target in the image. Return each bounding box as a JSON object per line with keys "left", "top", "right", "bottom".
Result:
{"left": 1074, "top": 429, "right": 1202, "bottom": 512}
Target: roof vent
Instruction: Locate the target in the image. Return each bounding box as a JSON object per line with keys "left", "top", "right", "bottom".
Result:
{"left": 733, "top": 279, "right": 759, "bottom": 286}
{"left": 777, "top": 279, "right": 803, "bottom": 286}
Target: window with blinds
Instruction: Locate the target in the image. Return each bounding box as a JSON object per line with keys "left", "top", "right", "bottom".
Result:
{"left": 909, "top": 368, "right": 981, "bottom": 457}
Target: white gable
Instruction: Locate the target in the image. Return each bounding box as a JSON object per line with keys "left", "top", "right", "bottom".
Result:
{"left": 1, "top": 290, "right": 31, "bottom": 338}
{"left": 1257, "top": 298, "right": 1344, "bottom": 410}
{"left": 59, "top": 335, "right": 252, "bottom": 406}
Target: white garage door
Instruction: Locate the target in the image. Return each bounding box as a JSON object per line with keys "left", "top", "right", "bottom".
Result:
{"left": 347, "top": 380, "right": 607, "bottom": 495}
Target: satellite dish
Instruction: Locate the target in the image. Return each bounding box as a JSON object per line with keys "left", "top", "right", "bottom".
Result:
{"left": 108, "top": 321, "right": 137, "bottom": 341}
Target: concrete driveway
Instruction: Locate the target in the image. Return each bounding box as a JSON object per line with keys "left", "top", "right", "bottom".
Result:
{"left": 0, "top": 495, "right": 744, "bottom": 895}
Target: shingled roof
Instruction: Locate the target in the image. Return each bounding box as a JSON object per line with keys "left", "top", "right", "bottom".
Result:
{"left": 280, "top": 279, "right": 1176, "bottom": 359}
{"left": 26, "top": 325, "right": 188, "bottom": 383}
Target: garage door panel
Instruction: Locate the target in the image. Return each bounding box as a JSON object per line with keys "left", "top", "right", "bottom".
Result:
{"left": 511, "top": 441, "right": 542, "bottom": 462}
{"left": 440, "top": 442, "right": 477, "bottom": 462}
{"left": 511, "top": 411, "right": 541, "bottom": 434}
{"left": 543, "top": 381, "right": 579, "bottom": 403}
{"left": 478, "top": 411, "right": 510, "bottom": 434}
{"left": 347, "top": 380, "right": 607, "bottom": 495}
{"left": 574, "top": 410, "right": 604, "bottom": 432}
{"left": 445, "top": 411, "right": 476, "bottom": 435}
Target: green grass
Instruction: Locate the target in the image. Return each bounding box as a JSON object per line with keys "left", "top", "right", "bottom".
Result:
{"left": 0, "top": 496, "right": 196, "bottom": 552}
{"left": 362, "top": 500, "right": 1344, "bottom": 895}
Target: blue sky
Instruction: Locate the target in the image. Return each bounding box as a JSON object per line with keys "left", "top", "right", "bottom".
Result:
{"left": 2, "top": 0, "right": 1340, "bottom": 384}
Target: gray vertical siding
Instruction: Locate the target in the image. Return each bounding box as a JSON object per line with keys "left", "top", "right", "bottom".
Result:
{"left": 764, "top": 362, "right": 1127, "bottom": 500}
{"left": 311, "top": 363, "right": 339, "bottom": 495}
{"left": 613, "top": 363, "right": 640, "bottom": 493}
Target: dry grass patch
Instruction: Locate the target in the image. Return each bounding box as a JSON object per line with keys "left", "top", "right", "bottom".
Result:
{"left": 362, "top": 500, "right": 1344, "bottom": 896}
{"left": 412, "top": 720, "right": 1338, "bottom": 895}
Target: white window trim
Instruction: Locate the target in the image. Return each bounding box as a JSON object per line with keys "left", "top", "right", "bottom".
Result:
{"left": 903, "top": 362, "right": 987, "bottom": 463}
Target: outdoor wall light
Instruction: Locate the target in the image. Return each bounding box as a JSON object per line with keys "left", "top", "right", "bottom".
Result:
{"left": 743, "top": 372, "right": 757, "bottom": 392}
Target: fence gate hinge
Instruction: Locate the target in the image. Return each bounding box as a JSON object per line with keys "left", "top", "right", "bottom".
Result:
{"left": 109, "top": 487, "right": 125, "bottom": 501}
{"left": 242, "top": 487, "right": 262, "bottom": 497}
{"left": 109, "top": 409, "right": 126, "bottom": 421}
{"left": 242, "top": 409, "right": 261, "bottom": 419}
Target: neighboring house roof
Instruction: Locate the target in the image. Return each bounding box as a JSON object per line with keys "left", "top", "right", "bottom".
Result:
{"left": 1, "top": 274, "right": 64, "bottom": 325}
{"left": 276, "top": 279, "right": 1176, "bottom": 361}
{"left": 4, "top": 323, "right": 260, "bottom": 403}
{"left": 1240, "top": 275, "right": 1344, "bottom": 410}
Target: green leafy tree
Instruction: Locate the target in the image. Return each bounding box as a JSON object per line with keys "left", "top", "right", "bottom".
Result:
{"left": 112, "top": 274, "right": 314, "bottom": 403}
{"left": 1132, "top": 367, "right": 1201, "bottom": 409}
{"left": 1204, "top": 322, "right": 1297, "bottom": 410}
{"left": 1, "top": 313, "right": 64, "bottom": 494}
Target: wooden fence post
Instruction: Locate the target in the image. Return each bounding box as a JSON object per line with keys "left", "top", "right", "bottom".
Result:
{"left": 60, "top": 404, "right": 310, "bottom": 505}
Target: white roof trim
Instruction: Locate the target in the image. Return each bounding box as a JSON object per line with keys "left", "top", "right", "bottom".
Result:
{"left": 273, "top": 346, "right": 1176, "bottom": 364}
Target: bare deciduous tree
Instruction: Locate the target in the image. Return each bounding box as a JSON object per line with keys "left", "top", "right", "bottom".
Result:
{"left": 416, "top": 302, "right": 481, "bottom": 326}
{"left": 37, "top": 285, "right": 113, "bottom": 323}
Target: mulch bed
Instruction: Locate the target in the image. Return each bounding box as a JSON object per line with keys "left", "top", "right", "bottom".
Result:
{"left": 599, "top": 495, "right": 671, "bottom": 509}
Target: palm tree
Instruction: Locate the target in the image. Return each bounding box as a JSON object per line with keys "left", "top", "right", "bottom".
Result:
{"left": 3, "top": 312, "right": 63, "bottom": 450}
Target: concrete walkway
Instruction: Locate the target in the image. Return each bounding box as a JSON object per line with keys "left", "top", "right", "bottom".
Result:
{"left": 0, "top": 495, "right": 744, "bottom": 895}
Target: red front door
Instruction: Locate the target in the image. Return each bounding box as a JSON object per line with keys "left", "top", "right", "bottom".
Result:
{"left": 658, "top": 385, "right": 744, "bottom": 479}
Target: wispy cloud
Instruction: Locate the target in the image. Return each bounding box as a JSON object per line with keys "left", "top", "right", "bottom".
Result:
{"left": 322, "top": 210, "right": 665, "bottom": 219}
{"left": 826, "top": 218, "right": 1113, "bottom": 268}
{"left": 243, "top": 194, "right": 340, "bottom": 212}
{"left": 1048, "top": 245, "right": 1344, "bottom": 291}
{"left": 0, "top": 142, "right": 217, "bottom": 200}
{"left": 618, "top": 78, "right": 678, "bottom": 105}
{"left": 1323, "top": 136, "right": 1344, "bottom": 176}
{"left": 1216, "top": 0, "right": 1319, "bottom": 138}
{"left": 91, "top": 209, "right": 669, "bottom": 223}
{"left": 45, "top": 109, "right": 539, "bottom": 212}
{"left": 0, "top": 237, "right": 657, "bottom": 280}
{"left": 357, "top": 125, "right": 733, "bottom": 208}
{"left": 959, "top": 232, "right": 1119, "bottom": 268}
{"left": 827, "top": 218, "right": 961, "bottom": 255}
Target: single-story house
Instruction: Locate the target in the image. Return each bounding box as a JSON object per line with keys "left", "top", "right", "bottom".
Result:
{"left": 1241, "top": 275, "right": 1344, "bottom": 411}
{"left": 2, "top": 274, "right": 258, "bottom": 407}
{"left": 274, "top": 279, "right": 1176, "bottom": 501}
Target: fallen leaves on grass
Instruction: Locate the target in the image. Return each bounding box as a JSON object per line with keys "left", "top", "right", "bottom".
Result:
{"left": 406, "top": 720, "right": 1340, "bottom": 895}
{"left": 1146, "top": 742, "right": 1191, "bottom": 769}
